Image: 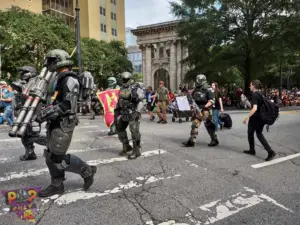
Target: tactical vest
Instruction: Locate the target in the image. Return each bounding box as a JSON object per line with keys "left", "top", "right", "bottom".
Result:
{"left": 193, "top": 87, "right": 208, "bottom": 105}
{"left": 118, "top": 86, "right": 137, "bottom": 122}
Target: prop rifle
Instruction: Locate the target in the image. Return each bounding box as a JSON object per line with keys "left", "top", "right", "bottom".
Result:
{"left": 9, "top": 67, "right": 56, "bottom": 138}
{"left": 9, "top": 47, "right": 78, "bottom": 138}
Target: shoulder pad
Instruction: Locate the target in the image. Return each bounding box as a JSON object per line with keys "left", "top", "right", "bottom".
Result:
{"left": 66, "top": 76, "right": 80, "bottom": 93}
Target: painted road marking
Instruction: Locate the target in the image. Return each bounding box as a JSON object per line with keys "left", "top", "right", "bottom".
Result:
{"left": 251, "top": 153, "right": 300, "bottom": 169}
{"left": 146, "top": 187, "right": 293, "bottom": 225}
{"left": 0, "top": 174, "right": 181, "bottom": 216}
{"left": 0, "top": 149, "right": 167, "bottom": 182}
{"left": 279, "top": 110, "right": 300, "bottom": 115}
{"left": 185, "top": 187, "right": 292, "bottom": 225}
{"left": 0, "top": 141, "right": 144, "bottom": 163}
{"left": 54, "top": 174, "right": 180, "bottom": 206}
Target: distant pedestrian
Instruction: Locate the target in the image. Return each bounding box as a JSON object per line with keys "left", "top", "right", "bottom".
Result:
{"left": 151, "top": 81, "right": 169, "bottom": 124}
{"left": 1, "top": 84, "right": 14, "bottom": 126}
{"left": 211, "top": 82, "right": 224, "bottom": 130}
{"left": 146, "top": 86, "right": 155, "bottom": 121}
{"left": 243, "top": 80, "right": 276, "bottom": 161}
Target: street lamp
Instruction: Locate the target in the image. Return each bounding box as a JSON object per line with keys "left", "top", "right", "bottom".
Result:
{"left": 75, "top": 0, "right": 82, "bottom": 73}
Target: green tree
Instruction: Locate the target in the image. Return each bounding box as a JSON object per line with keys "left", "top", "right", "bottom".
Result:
{"left": 80, "top": 38, "right": 133, "bottom": 87}
{"left": 133, "top": 73, "right": 143, "bottom": 82}
{"left": 171, "top": 0, "right": 300, "bottom": 94}
{"left": 0, "top": 7, "right": 75, "bottom": 76}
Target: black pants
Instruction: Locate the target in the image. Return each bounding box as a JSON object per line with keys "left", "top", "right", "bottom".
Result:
{"left": 248, "top": 117, "right": 272, "bottom": 152}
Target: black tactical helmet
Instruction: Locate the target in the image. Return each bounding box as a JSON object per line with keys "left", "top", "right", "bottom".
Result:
{"left": 17, "top": 66, "right": 38, "bottom": 81}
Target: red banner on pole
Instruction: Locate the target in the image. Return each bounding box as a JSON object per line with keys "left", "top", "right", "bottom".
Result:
{"left": 97, "top": 89, "right": 119, "bottom": 128}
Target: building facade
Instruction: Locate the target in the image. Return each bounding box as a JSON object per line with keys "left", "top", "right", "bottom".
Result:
{"left": 0, "top": 0, "right": 125, "bottom": 43}
{"left": 127, "top": 46, "right": 142, "bottom": 73}
{"left": 132, "top": 20, "right": 188, "bottom": 91}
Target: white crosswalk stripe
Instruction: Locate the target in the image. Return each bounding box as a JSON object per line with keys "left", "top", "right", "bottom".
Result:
{"left": 0, "top": 149, "right": 167, "bottom": 182}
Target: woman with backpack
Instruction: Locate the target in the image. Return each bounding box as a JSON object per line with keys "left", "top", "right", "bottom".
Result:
{"left": 211, "top": 82, "right": 224, "bottom": 130}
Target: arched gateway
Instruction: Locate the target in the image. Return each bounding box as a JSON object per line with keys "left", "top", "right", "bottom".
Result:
{"left": 154, "top": 68, "right": 170, "bottom": 90}
{"left": 132, "top": 20, "right": 189, "bottom": 91}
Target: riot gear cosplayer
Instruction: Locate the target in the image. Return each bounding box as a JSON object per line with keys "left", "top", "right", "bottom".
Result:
{"left": 106, "top": 76, "right": 120, "bottom": 135}
{"left": 114, "top": 72, "right": 144, "bottom": 159}
{"left": 12, "top": 66, "right": 47, "bottom": 161}
{"left": 36, "top": 49, "right": 97, "bottom": 197}
{"left": 182, "top": 74, "right": 219, "bottom": 147}
{"left": 89, "top": 85, "right": 99, "bottom": 120}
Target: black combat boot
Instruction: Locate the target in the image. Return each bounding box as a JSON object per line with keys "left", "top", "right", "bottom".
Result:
{"left": 119, "top": 143, "right": 133, "bottom": 156}
{"left": 128, "top": 141, "right": 141, "bottom": 160}
{"left": 38, "top": 183, "right": 64, "bottom": 197}
{"left": 89, "top": 116, "right": 95, "bottom": 120}
{"left": 83, "top": 166, "right": 97, "bottom": 190}
{"left": 265, "top": 150, "right": 276, "bottom": 161}
{"left": 182, "top": 139, "right": 195, "bottom": 147}
{"left": 20, "top": 152, "right": 37, "bottom": 161}
{"left": 243, "top": 150, "right": 256, "bottom": 155}
{"left": 107, "top": 130, "right": 116, "bottom": 136}
{"left": 208, "top": 139, "right": 219, "bottom": 147}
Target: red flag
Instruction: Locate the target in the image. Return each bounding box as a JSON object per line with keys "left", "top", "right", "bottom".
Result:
{"left": 97, "top": 89, "right": 119, "bottom": 128}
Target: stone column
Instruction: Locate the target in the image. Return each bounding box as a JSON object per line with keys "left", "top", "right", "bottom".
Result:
{"left": 140, "top": 45, "right": 146, "bottom": 83}
{"left": 145, "top": 44, "right": 152, "bottom": 88}
{"left": 181, "top": 45, "right": 188, "bottom": 86}
{"left": 176, "top": 40, "right": 182, "bottom": 90}
{"left": 169, "top": 40, "right": 177, "bottom": 91}
{"left": 155, "top": 43, "right": 159, "bottom": 59}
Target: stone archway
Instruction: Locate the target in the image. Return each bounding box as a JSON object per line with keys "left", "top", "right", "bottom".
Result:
{"left": 154, "top": 68, "right": 170, "bottom": 90}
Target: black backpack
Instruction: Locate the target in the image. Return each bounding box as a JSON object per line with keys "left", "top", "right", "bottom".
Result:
{"left": 257, "top": 93, "right": 279, "bottom": 125}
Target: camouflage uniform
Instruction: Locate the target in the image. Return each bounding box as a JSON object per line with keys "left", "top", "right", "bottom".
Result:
{"left": 114, "top": 72, "right": 144, "bottom": 159}
{"left": 182, "top": 74, "right": 219, "bottom": 147}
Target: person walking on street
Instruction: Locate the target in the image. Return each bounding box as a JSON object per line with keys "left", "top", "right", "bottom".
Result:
{"left": 243, "top": 80, "right": 276, "bottom": 161}
{"left": 211, "top": 82, "right": 224, "bottom": 131}
{"left": 146, "top": 86, "right": 156, "bottom": 121}
{"left": 1, "top": 84, "right": 14, "bottom": 127}
{"left": 151, "top": 81, "right": 169, "bottom": 124}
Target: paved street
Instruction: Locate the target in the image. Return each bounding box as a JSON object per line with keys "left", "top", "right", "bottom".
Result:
{"left": 0, "top": 109, "right": 300, "bottom": 225}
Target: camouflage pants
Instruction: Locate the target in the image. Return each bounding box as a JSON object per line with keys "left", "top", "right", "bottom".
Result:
{"left": 190, "top": 109, "right": 217, "bottom": 143}
{"left": 116, "top": 118, "right": 141, "bottom": 146}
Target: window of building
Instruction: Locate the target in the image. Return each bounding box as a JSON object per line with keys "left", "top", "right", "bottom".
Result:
{"left": 100, "top": 7, "right": 106, "bottom": 16}
{"left": 159, "top": 47, "right": 164, "bottom": 58}
{"left": 101, "top": 24, "right": 107, "bottom": 33}
{"left": 151, "top": 48, "right": 155, "bottom": 59}
{"left": 111, "top": 0, "right": 116, "bottom": 5}
{"left": 166, "top": 49, "right": 170, "bottom": 58}
{"left": 111, "top": 12, "right": 116, "bottom": 20}
{"left": 112, "top": 28, "right": 117, "bottom": 36}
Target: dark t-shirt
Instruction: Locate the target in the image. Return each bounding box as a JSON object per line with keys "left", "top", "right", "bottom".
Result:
{"left": 251, "top": 92, "right": 263, "bottom": 117}
{"left": 213, "top": 91, "right": 222, "bottom": 110}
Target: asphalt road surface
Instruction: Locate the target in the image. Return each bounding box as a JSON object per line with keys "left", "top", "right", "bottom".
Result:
{"left": 0, "top": 109, "right": 300, "bottom": 225}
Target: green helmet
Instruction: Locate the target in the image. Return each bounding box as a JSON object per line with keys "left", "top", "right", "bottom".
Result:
{"left": 121, "top": 72, "right": 132, "bottom": 87}
{"left": 44, "top": 49, "right": 73, "bottom": 72}
{"left": 107, "top": 77, "right": 117, "bottom": 88}
{"left": 196, "top": 74, "right": 207, "bottom": 86}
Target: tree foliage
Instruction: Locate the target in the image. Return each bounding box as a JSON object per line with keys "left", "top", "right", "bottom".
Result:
{"left": 0, "top": 7, "right": 132, "bottom": 86}
{"left": 171, "top": 0, "right": 300, "bottom": 94}
{"left": 0, "top": 7, "right": 74, "bottom": 76}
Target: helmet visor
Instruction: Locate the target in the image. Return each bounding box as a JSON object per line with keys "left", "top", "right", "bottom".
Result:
{"left": 44, "top": 57, "right": 58, "bottom": 68}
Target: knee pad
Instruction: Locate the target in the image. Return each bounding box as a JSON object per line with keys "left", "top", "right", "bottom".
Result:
{"left": 49, "top": 128, "right": 71, "bottom": 155}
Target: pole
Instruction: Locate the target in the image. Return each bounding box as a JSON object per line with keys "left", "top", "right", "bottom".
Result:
{"left": 279, "top": 58, "right": 282, "bottom": 99}
{"left": 75, "top": 0, "right": 82, "bottom": 73}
